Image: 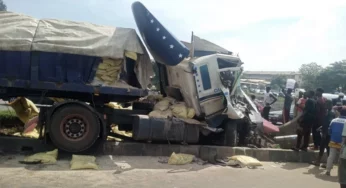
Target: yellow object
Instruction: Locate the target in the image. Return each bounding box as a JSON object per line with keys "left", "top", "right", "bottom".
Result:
{"left": 154, "top": 100, "right": 170, "bottom": 111}
{"left": 149, "top": 110, "right": 173, "bottom": 118}
{"left": 23, "top": 149, "right": 58, "bottom": 164}
{"left": 106, "top": 102, "right": 123, "bottom": 109}
{"left": 94, "top": 58, "right": 122, "bottom": 85}
{"left": 329, "top": 141, "right": 342, "bottom": 149}
{"left": 227, "top": 155, "right": 262, "bottom": 168}
{"left": 70, "top": 155, "right": 98, "bottom": 170}
{"left": 125, "top": 51, "right": 138, "bottom": 61}
{"left": 170, "top": 103, "right": 188, "bottom": 118}
{"left": 187, "top": 108, "right": 195, "bottom": 119}
{"left": 168, "top": 152, "right": 195, "bottom": 165}
{"left": 22, "top": 128, "right": 40, "bottom": 139}
{"left": 107, "top": 136, "right": 123, "bottom": 141}
{"left": 9, "top": 97, "right": 39, "bottom": 124}
{"left": 163, "top": 97, "right": 176, "bottom": 104}
{"left": 111, "top": 125, "right": 132, "bottom": 137}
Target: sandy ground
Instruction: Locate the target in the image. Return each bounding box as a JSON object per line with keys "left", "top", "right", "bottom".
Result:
{"left": 0, "top": 154, "right": 340, "bottom": 188}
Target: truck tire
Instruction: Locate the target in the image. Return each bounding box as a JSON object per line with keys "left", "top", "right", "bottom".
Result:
{"left": 223, "top": 121, "right": 237, "bottom": 147}
{"left": 49, "top": 105, "right": 100, "bottom": 152}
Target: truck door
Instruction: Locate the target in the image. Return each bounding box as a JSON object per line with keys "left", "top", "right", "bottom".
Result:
{"left": 193, "top": 62, "right": 225, "bottom": 117}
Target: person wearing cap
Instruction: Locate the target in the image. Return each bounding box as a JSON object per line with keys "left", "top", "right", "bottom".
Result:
{"left": 262, "top": 86, "right": 277, "bottom": 120}
{"left": 325, "top": 107, "right": 346, "bottom": 176}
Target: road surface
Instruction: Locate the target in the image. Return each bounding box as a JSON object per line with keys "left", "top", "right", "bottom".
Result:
{"left": 0, "top": 155, "right": 340, "bottom": 188}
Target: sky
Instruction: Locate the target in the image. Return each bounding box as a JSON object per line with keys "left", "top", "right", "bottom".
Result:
{"left": 5, "top": 0, "right": 346, "bottom": 71}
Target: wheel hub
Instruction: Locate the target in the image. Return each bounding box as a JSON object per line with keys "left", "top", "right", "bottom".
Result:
{"left": 63, "top": 117, "right": 86, "bottom": 139}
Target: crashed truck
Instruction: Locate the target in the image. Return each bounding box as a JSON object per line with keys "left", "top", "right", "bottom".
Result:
{"left": 0, "top": 2, "right": 267, "bottom": 153}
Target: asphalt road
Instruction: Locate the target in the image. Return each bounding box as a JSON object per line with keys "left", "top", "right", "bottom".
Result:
{"left": 0, "top": 155, "right": 339, "bottom": 188}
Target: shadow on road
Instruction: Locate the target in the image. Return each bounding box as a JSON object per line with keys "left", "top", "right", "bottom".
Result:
{"left": 304, "top": 166, "right": 338, "bottom": 183}
{"left": 280, "top": 162, "right": 310, "bottom": 170}
{"left": 279, "top": 162, "right": 338, "bottom": 183}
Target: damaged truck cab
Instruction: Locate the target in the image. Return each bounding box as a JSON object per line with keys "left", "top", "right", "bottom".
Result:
{"left": 157, "top": 53, "right": 262, "bottom": 146}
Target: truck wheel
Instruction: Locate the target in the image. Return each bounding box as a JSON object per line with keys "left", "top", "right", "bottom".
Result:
{"left": 49, "top": 105, "right": 100, "bottom": 152}
{"left": 223, "top": 121, "right": 237, "bottom": 147}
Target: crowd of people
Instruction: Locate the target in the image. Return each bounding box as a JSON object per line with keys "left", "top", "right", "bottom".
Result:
{"left": 260, "top": 87, "right": 346, "bottom": 187}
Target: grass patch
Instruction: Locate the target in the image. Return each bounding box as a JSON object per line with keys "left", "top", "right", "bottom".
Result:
{"left": 0, "top": 110, "right": 17, "bottom": 120}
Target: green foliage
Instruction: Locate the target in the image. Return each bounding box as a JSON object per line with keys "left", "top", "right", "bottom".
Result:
{"left": 299, "top": 62, "right": 323, "bottom": 91}
{"left": 271, "top": 75, "right": 287, "bottom": 89}
{"left": 0, "top": 110, "right": 16, "bottom": 120}
{"left": 315, "top": 60, "right": 346, "bottom": 93}
{"left": 298, "top": 60, "right": 346, "bottom": 93}
{"left": 0, "top": 0, "right": 7, "bottom": 11}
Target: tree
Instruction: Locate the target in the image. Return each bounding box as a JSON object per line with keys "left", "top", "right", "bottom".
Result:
{"left": 271, "top": 75, "right": 287, "bottom": 90}
{"left": 315, "top": 60, "right": 346, "bottom": 93}
{"left": 0, "top": 0, "right": 6, "bottom": 11}
{"left": 299, "top": 62, "right": 323, "bottom": 91}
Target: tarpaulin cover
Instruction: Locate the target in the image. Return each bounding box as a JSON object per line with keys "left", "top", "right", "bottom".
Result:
{"left": 0, "top": 11, "right": 153, "bottom": 89}
{"left": 0, "top": 12, "right": 145, "bottom": 59}
{"left": 0, "top": 12, "right": 38, "bottom": 51}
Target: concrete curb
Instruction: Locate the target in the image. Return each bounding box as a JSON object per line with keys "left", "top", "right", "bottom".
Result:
{"left": 0, "top": 139, "right": 329, "bottom": 164}
{"left": 102, "top": 142, "right": 328, "bottom": 163}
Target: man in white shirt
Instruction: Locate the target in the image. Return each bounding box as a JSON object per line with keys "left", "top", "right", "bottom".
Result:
{"left": 262, "top": 86, "right": 277, "bottom": 120}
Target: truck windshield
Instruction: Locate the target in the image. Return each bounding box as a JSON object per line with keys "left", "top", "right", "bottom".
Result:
{"left": 217, "top": 58, "right": 240, "bottom": 69}
{"left": 219, "top": 69, "right": 236, "bottom": 88}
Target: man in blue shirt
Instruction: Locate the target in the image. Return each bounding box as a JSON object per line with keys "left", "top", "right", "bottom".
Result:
{"left": 326, "top": 108, "right": 346, "bottom": 176}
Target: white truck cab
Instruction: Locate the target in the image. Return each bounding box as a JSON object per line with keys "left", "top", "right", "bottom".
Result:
{"left": 165, "top": 53, "right": 259, "bottom": 122}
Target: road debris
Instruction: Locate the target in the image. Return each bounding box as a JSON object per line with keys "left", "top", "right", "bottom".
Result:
{"left": 216, "top": 155, "right": 263, "bottom": 169}
{"left": 158, "top": 152, "right": 207, "bottom": 165}
{"left": 20, "top": 149, "right": 58, "bottom": 164}
{"left": 168, "top": 152, "right": 195, "bottom": 165}
{"left": 70, "top": 155, "right": 98, "bottom": 170}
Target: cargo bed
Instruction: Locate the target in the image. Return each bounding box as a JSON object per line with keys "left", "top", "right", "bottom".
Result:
{"left": 0, "top": 51, "right": 147, "bottom": 103}
{"left": 0, "top": 12, "right": 152, "bottom": 103}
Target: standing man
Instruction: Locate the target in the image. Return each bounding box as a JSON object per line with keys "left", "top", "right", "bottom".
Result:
{"left": 262, "top": 86, "right": 277, "bottom": 120}
{"left": 313, "top": 88, "right": 326, "bottom": 150}
{"left": 295, "top": 91, "right": 304, "bottom": 118}
{"left": 251, "top": 95, "right": 264, "bottom": 112}
{"left": 296, "top": 92, "right": 307, "bottom": 117}
{"left": 312, "top": 100, "right": 335, "bottom": 166}
{"left": 293, "top": 90, "right": 316, "bottom": 151}
{"left": 282, "top": 88, "right": 293, "bottom": 124}
{"left": 339, "top": 108, "right": 346, "bottom": 188}
{"left": 325, "top": 107, "right": 345, "bottom": 176}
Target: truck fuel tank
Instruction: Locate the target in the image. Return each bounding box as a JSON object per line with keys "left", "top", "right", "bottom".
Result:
{"left": 132, "top": 115, "right": 200, "bottom": 143}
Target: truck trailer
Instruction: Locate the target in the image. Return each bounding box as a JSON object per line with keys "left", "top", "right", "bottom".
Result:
{"left": 0, "top": 2, "right": 265, "bottom": 152}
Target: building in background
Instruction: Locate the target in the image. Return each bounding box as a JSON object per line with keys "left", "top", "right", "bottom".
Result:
{"left": 243, "top": 71, "right": 302, "bottom": 86}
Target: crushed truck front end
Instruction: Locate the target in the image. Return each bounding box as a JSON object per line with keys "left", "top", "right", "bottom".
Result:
{"left": 162, "top": 54, "right": 263, "bottom": 146}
